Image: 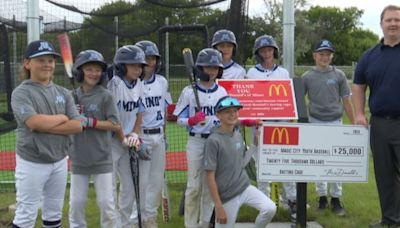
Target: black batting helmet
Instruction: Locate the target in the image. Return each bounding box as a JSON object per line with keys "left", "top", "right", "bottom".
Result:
{"left": 113, "top": 45, "right": 147, "bottom": 77}
{"left": 254, "top": 35, "right": 279, "bottom": 62}
{"left": 135, "top": 40, "right": 162, "bottom": 73}
{"left": 72, "top": 50, "right": 107, "bottom": 83}
{"left": 195, "top": 48, "right": 223, "bottom": 81}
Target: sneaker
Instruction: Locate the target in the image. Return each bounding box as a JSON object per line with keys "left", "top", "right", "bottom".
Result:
{"left": 288, "top": 200, "right": 297, "bottom": 223}
{"left": 331, "top": 197, "right": 345, "bottom": 216}
{"left": 318, "top": 196, "right": 328, "bottom": 211}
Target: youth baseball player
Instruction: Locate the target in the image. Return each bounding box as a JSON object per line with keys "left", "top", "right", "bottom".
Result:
{"left": 174, "top": 48, "right": 228, "bottom": 228}
{"left": 246, "top": 35, "right": 297, "bottom": 219}
{"left": 69, "top": 50, "right": 122, "bottom": 228}
{"left": 132, "top": 40, "right": 172, "bottom": 227}
{"left": 107, "top": 45, "right": 146, "bottom": 228}
{"left": 205, "top": 96, "right": 277, "bottom": 227}
{"left": 303, "top": 39, "right": 354, "bottom": 216}
{"left": 211, "top": 29, "right": 246, "bottom": 79}
{"left": 11, "top": 40, "right": 82, "bottom": 228}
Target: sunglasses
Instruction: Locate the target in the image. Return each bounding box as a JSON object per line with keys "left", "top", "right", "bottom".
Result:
{"left": 216, "top": 96, "right": 243, "bottom": 111}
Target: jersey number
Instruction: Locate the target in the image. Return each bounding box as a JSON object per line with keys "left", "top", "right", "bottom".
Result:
{"left": 156, "top": 111, "right": 163, "bottom": 121}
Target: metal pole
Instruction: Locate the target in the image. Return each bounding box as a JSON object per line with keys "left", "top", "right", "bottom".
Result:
{"left": 283, "top": 0, "right": 295, "bottom": 77}
{"left": 165, "top": 17, "right": 169, "bottom": 80}
{"left": 115, "top": 16, "right": 119, "bottom": 51}
{"left": 12, "top": 15, "right": 17, "bottom": 87}
{"left": 27, "top": 0, "right": 40, "bottom": 43}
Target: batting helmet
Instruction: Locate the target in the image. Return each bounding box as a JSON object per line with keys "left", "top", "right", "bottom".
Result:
{"left": 113, "top": 45, "right": 147, "bottom": 77}
{"left": 195, "top": 48, "right": 223, "bottom": 81}
{"left": 72, "top": 50, "right": 107, "bottom": 83}
{"left": 254, "top": 35, "right": 279, "bottom": 62}
{"left": 135, "top": 40, "right": 162, "bottom": 72}
{"left": 212, "top": 29, "right": 237, "bottom": 55}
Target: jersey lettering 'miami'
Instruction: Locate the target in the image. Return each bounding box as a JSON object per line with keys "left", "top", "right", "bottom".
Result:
{"left": 117, "top": 100, "right": 139, "bottom": 112}
{"left": 144, "top": 96, "right": 162, "bottom": 108}
{"left": 201, "top": 106, "right": 215, "bottom": 116}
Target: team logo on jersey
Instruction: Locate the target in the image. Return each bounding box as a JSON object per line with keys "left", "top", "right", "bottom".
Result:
{"left": 236, "top": 142, "right": 241, "bottom": 150}
{"left": 327, "top": 78, "right": 337, "bottom": 85}
{"left": 87, "top": 104, "right": 99, "bottom": 112}
{"left": 55, "top": 95, "right": 65, "bottom": 104}
{"left": 201, "top": 106, "right": 215, "bottom": 116}
{"left": 117, "top": 100, "right": 139, "bottom": 112}
{"left": 144, "top": 96, "right": 162, "bottom": 108}
{"left": 38, "top": 42, "right": 53, "bottom": 51}
{"left": 20, "top": 106, "right": 27, "bottom": 114}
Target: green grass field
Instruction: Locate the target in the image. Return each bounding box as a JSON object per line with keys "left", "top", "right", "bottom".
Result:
{"left": 0, "top": 156, "right": 380, "bottom": 227}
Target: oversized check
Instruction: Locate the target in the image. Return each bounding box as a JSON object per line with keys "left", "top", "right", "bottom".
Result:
{"left": 258, "top": 122, "right": 369, "bottom": 182}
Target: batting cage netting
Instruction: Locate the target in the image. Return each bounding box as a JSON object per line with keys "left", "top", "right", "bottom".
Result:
{"left": 0, "top": 0, "right": 255, "bottom": 193}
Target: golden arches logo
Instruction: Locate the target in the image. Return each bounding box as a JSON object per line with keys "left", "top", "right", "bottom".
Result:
{"left": 268, "top": 84, "right": 287, "bottom": 96}
{"left": 271, "top": 128, "right": 289, "bottom": 144}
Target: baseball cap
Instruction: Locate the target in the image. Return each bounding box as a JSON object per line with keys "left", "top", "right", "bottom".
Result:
{"left": 215, "top": 96, "right": 243, "bottom": 112}
{"left": 25, "top": 40, "right": 61, "bottom": 59}
{"left": 314, "top": 39, "right": 335, "bottom": 53}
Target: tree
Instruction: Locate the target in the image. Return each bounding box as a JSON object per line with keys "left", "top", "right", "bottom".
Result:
{"left": 297, "top": 6, "right": 379, "bottom": 65}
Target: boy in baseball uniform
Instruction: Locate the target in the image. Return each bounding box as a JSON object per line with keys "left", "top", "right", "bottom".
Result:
{"left": 133, "top": 40, "right": 172, "bottom": 227}
{"left": 107, "top": 45, "right": 146, "bottom": 228}
{"left": 174, "top": 48, "right": 228, "bottom": 228}
{"left": 68, "top": 50, "right": 122, "bottom": 227}
{"left": 303, "top": 39, "right": 354, "bottom": 216}
{"left": 211, "top": 29, "right": 246, "bottom": 79}
{"left": 11, "top": 40, "right": 82, "bottom": 228}
{"left": 246, "top": 35, "right": 297, "bottom": 219}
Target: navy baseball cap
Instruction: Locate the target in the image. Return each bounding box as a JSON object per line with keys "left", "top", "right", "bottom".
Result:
{"left": 314, "top": 39, "right": 335, "bottom": 53}
{"left": 215, "top": 96, "right": 243, "bottom": 112}
{"left": 25, "top": 40, "right": 61, "bottom": 59}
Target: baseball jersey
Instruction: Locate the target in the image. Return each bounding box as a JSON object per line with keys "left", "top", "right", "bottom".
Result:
{"left": 246, "top": 64, "right": 290, "bottom": 79}
{"left": 141, "top": 74, "right": 172, "bottom": 129}
{"left": 107, "top": 76, "right": 143, "bottom": 135}
{"left": 203, "top": 127, "right": 250, "bottom": 203}
{"left": 302, "top": 66, "right": 351, "bottom": 121}
{"left": 71, "top": 86, "right": 120, "bottom": 175}
{"left": 173, "top": 83, "right": 227, "bottom": 134}
{"left": 222, "top": 60, "right": 246, "bottom": 79}
{"left": 11, "top": 80, "right": 80, "bottom": 163}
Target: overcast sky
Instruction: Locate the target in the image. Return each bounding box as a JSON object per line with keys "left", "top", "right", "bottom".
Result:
{"left": 245, "top": 0, "right": 397, "bottom": 37}
{"left": 36, "top": 0, "right": 397, "bottom": 37}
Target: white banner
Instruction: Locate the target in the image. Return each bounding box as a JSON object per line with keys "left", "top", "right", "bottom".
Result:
{"left": 257, "top": 122, "right": 369, "bottom": 182}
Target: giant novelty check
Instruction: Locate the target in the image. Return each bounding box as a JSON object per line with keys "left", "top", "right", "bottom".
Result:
{"left": 258, "top": 122, "right": 369, "bottom": 182}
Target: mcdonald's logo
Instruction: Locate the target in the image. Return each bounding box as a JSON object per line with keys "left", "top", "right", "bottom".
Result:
{"left": 263, "top": 126, "right": 299, "bottom": 145}
{"left": 268, "top": 84, "right": 288, "bottom": 96}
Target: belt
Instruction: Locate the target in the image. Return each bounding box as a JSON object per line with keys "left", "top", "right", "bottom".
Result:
{"left": 189, "top": 132, "right": 210, "bottom": 139}
{"left": 143, "top": 128, "right": 161, "bottom": 134}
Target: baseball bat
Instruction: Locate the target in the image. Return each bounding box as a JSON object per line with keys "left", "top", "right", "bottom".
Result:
{"left": 57, "top": 33, "right": 78, "bottom": 103}
{"left": 271, "top": 182, "right": 280, "bottom": 208}
{"left": 182, "top": 48, "right": 201, "bottom": 112}
{"left": 161, "top": 175, "right": 170, "bottom": 223}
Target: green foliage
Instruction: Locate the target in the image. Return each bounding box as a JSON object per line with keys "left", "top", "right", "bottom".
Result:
{"left": 295, "top": 6, "right": 379, "bottom": 65}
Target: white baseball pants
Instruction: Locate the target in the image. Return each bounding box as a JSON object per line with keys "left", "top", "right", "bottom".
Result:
{"left": 13, "top": 155, "right": 67, "bottom": 228}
